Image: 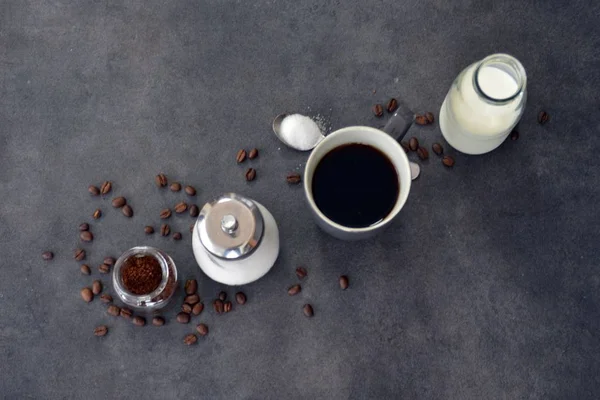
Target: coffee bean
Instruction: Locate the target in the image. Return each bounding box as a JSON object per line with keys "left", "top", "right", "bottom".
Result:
{"left": 425, "top": 112, "right": 435, "bottom": 124}
{"left": 288, "top": 284, "right": 301, "bottom": 296}
{"left": 245, "top": 168, "right": 256, "bottom": 181}
{"left": 185, "top": 294, "right": 200, "bottom": 305}
{"left": 192, "top": 303, "right": 204, "bottom": 315}
{"left": 417, "top": 147, "right": 429, "bottom": 160}
{"left": 295, "top": 267, "right": 308, "bottom": 279}
{"left": 79, "top": 223, "right": 89, "bottom": 232}
{"left": 224, "top": 301, "right": 232, "bottom": 313}
{"left": 174, "top": 202, "right": 188, "bottom": 213}
{"left": 88, "top": 185, "right": 100, "bottom": 196}
{"left": 120, "top": 308, "right": 133, "bottom": 319}
{"left": 236, "top": 149, "right": 247, "bottom": 163}
{"left": 185, "top": 185, "right": 196, "bottom": 196}
{"left": 144, "top": 225, "right": 155, "bottom": 234}
{"left": 235, "top": 292, "right": 247, "bottom": 305}
{"left": 182, "top": 303, "right": 192, "bottom": 314}
{"left": 103, "top": 257, "right": 115, "bottom": 266}
{"left": 286, "top": 173, "right": 301, "bottom": 184}
{"left": 100, "top": 181, "right": 112, "bottom": 195}
{"left": 442, "top": 155, "right": 455, "bottom": 167}
{"left": 303, "top": 304, "right": 314, "bottom": 317}
{"left": 213, "top": 299, "right": 224, "bottom": 314}
{"left": 152, "top": 316, "right": 165, "bottom": 326}
{"left": 432, "top": 143, "right": 443, "bottom": 155}
{"left": 189, "top": 204, "right": 199, "bottom": 218}
{"left": 92, "top": 209, "right": 102, "bottom": 219}
{"left": 159, "top": 209, "right": 171, "bottom": 219}
{"left": 170, "top": 182, "right": 181, "bottom": 192}
{"left": 400, "top": 141, "right": 410, "bottom": 153}
{"left": 100, "top": 294, "right": 113, "bottom": 303}
{"left": 183, "top": 334, "right": 197, "bottom": 345}
{"left": 107, "top": 305, "right": 120, "bottom": 316}
{"left": 177, "top": 312, "right": 190, "bottom": 324}
{"left": 218, "top": 291, "right": 227, "bottom": 301}
{"left": 74, "top": 248, "right": 86, "bottom": 261}
{"left": 92, "top": 280, "right": 102, "bottom": 295}
{"left": 372, "top": 104, "right": 384, "bottom": 117}
{"left": 538, "top": 110, "right": 550, "bottom": 125}
{"left": 339, "top": 275, "right": 349, "bottom": 290}
{"left": 111, "top": 196, "right": 126, "bottom": 208}
{"left": 173, "top": 232, "right": 182, "bottom": 241}
{"left": 185, "top": 279, "right": 198, "bottom": 295}
{"left": 415, "top": 115, "right": 428, "bottom": 125}
{"left": 155, "top": 173, "right": 168, "bottom": 187}
{"left": 42, "top": 251, "right": 54, "bottom": 261}
{"left": 80, "top": 264, "right": 91, "bottom": 275}
{"left": 248, "top": 148, "right": 259, "bottom": 159}
{"left": 80, "top": 231, "right": 93, "bottom": 242}
{"left": 510, "top": 130, "right": 519, "bottom": 141}
{"left": 196, "top": 323, "right": 209, "bottom": 336}
{"left": 94, "top": 325, "right": 108, "bottom": 337}
{"left": 132, "top": 316, "right": 146, "bottom": 327}
{"left": 409, "top": 137, "right": 419, "bottom": 151}
{"left": 189, "top": 224, "right": 195, "bottom": 233}
{"left": 386, "top": 98, "right": 398, "bottom": 113}
{"left": 98, "top": 263, "right": 111, "bottom": 274}
{"left": 80, "top": 287, "right": 93, "bottom": 302}
{"left": 122, "top": 205, "right": 133, "bottom": 218}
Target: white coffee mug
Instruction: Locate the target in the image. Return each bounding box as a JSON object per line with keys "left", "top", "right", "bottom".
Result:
{"left": 303, "top": 126, "right": 411, "bottom": 240}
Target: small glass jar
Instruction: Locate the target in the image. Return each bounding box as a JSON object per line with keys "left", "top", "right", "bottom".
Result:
{"left": 112, "top": 246, "right": 178, "bottom": 312}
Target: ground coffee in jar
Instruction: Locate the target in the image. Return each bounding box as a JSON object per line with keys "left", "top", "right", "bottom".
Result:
{"left": 121, "top": 255, "right": 162, "bottom": 295}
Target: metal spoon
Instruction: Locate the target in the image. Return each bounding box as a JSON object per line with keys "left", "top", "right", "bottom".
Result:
{"left": 272, "top": 113, "right": 325, "bottom": 151}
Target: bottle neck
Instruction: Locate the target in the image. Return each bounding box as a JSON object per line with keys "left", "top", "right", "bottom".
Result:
{"left": 473, "top": 53, "right": 526, "bottom": 105}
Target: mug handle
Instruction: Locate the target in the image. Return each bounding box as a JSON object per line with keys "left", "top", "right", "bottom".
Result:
{"left": 381, "top": 100, "right": 421, "bottom": 180}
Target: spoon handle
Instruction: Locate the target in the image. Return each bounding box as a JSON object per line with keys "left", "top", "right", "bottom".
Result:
{"left": 381, "top": 99, "right": 414, "bottom": 141}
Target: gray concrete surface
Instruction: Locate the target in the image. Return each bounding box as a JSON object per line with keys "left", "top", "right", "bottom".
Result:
{"left": 1, "top": 0, "right": 600, "bottom": 399}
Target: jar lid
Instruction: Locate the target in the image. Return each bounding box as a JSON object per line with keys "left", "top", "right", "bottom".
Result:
{"left": 197, "top": 193, "right": 264, "bottom": 259}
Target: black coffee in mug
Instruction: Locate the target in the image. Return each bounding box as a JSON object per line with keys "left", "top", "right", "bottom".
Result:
{"left": 311, "top": 143, "right": 400, "bottom": 228}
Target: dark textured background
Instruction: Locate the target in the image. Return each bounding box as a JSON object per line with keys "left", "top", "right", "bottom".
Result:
{"left": 1, "top": 1, "right": 600, "bottom": 399}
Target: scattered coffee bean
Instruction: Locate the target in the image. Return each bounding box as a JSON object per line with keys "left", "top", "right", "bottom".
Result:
{"left": 155, "top": 173, "right": 168, "bottom": 187}
{"left": 79, "top": 223, "right": 89, "bottom": 232}
{"left": 409, "top": 137, "right": 419, "bottom": 151}
{"left": 111, "top": 196, "right": 126, "bottom": 208}
{"left": 182, "top": 303, "right": 193, "bottom": 314}
{"left": 303, "top": 304, "right": 314, "bottom": 317}
{"left": 92, "top": 280, "right": 102, "bottom": 295}
{"left": 94, "top": 325, "right": 108, "bottom": 337}
{"left": 442, "top": 155, "right": 455, "bottom": 167}
{"left": 80, "top": 264, "right": 91, "bottom": 275}
{"left": 425, "top": 112, "right": 435, "bottom": 124}
{"left": 160, "top": 208, "right": 171, "bottom": 219}
{"left": 415, "top": 115, "right": 428, "bottom": 125}
{"left": 74, "top": 248, "right": 86, "bottom": 261}
{"left": 224, "top": 301, "right": 232, "bottom": 313}
{"left": 538, "top": 110, "right": 550, "bottom": 125}
{"left": 103, "top": 257, "right": 115, "bottom": 266}
{"left": 100, "top": 181, "right": 112, "bottom": 195}
{"left": 288, "top": 284, "right": 301, "bottom": 296}
{"left": 174, "top": 202, "right": 188, "bottom": 213}
{"left": 176, "top": 312, "right": 190, "bottom": 324}
{"left": 295, "top": 267, "right": 308, "bottom": 279}
{"left": 189, "top": 204, "right": 199, "bottom": 218}
{"left": 213, "top": 299, "right": 224, "bottom": 314}
{"left": 120, "top": 308, "right": 133, "bottom": 319}
{"left": 173, "top": 232, "right": 182, "bottom": 241}
{"left": 144, "top": 225, "right": 155, "bottom": 234}
{"left": 286, "top": 173, "right": 301, "bottom": 184}
{"left": 80, "top": 231, "right": 93, "bottom": 242}
{"left": 372, "top": 104, "right": 384, "bottom": 117}
{"left": 152, "top": 316, "right": 165, "bottom": 326}
{"left": 218, "top": 291, "right": 227, "bottom": 301}
{"left": 80, "top": 287, "right": 93, "bottom": 302}
{"left": 42, "top": 251, "right": 54, "bottom": 261}
{"left": 248, "top": 148, "right": 259, "bottom": 159}
{"left": 386, "top": 98, "right": 398, "bottom": 113}
{"left": 185, "top": 279, "right": 198, "bottom": 295}
{"left": 189, "top": 224, "right": 195, "bottom": 233}
{"left": 235, "top": 292, "right": 246, "bottom": 305}
{"left": 107, "top": 305, "right": 120, "bottom": 316}
{"left": 236, "top": 149, "right": 247, "bottom": 163}
{"left": 122, "top": 205, "right": 133, "bottom": 218}
{"left": 245, "top": 168, "right": 256, "bottom": 181}
{"left": 132, "top": 316, "right": 146, "bottom": 327}
{"left": 170, "top": 182, "right": 181, "bottom": 192}
{"left": 100, "top": 294, "right": 113, "bottom": 303}
{"left": 185, "top": 294, "right": 200, "bottom": 305}
{"left": 400, "top": 141, "right": 410, "bottom": 153}
{"left": 98, "top": 263, "right": 111, "bottom": 274}
{"left": 185, "top": 185, "right": 196, "bottom": 196}
{"left": 192, "top": 302, "right": 204, "bottom": 315}
{"left": 160, "top": 224, "right": 170, "bottom": 236}
{"left": 88, "top": 185, "right": 100, "bottom": 196}
{"left": 92, "top": 209, "right": 102, "bottom": 219}
{"left": 510, "top": 130, "right": 519, "bottom": 141}
{"left": 417, "top": 147, "right": 429, "bottom": 160}
{"left": 339, "top": 275, "right": 349, "bottom": 290}
{"left": 183, "top": 333, "right": 197, "bottom": 345}
{"left": 432, "top": 143, "right": 443, "bottom": 155}
{"left": 196, "top": 323, "right": 209, "bottom": 336}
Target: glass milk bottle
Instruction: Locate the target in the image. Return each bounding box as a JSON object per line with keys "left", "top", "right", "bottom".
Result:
{"left": 439, "top": 53, "right": 527, "bottom": 155}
